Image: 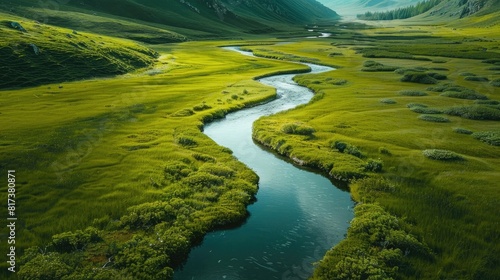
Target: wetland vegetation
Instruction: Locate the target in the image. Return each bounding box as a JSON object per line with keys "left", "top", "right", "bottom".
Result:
{"left": 0, "top": 0, "right": 499, "bottom": 279}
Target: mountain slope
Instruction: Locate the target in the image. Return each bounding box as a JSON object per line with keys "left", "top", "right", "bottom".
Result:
{"left": 2, "top": 0, "right": 339, "bottom": 41}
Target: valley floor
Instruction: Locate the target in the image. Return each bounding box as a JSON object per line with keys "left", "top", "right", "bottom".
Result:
{"left": 0, "top": 17, "right": 499, "bottom": 279}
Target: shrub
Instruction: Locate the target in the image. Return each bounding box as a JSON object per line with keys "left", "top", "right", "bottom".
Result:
{"left": 182, "top": 172, "right": 224, "bottom": 188}
{"left": 407, "top": 103, "right": 428, "bottom": 108}
{"left": 472, "top": 131, "right": 500, "bottom": 146}
{"left": 332, "top": 141, "right": 364, "bottom": 158}
{"left": 465, "top": 76, "right": 489, "bottom": 82}
{"left": 427, "top": 83, "right": 472, "bottom": 93}
{"left": 193, "top": 103, "right": 212, "bottom": 111}
{"left": 379, "top": 147, "right": 391, "bottom": 155}
{"left": 418, "top": 115, "right": 450, "bottom": 122}
{"left": 453, "top": 128, "right": 473, "bottom": 135}
{"left": 364, "top": 159, "right": 383, "bottom": 172}
{"left": 231, "top": 94, "right": 239, "bottom": 100}
{"left": 428, "top": 72, "right": 447, "bottom": 80}
{"left": 459, "top": 72, "right": 476, "bottom": 76}
{"left": 281, "top": 123, "right": 315, "bottom": 136}
{"left": 164, "top": 162, "right": 192, "bottom": 180}
{"left": 410, "top": 107, "right": 442, "bottom": 114}
{"left": 440, "top": 91, "right": 488, "bottom": 100}
{"left": 328, "top": 52, "right": 343, "bottom": 56}
{"left": 333, "top": 141, "right": 347, "bottom": 152}
{"left": 401, "top": 72, "right": 437, "bottom": 84}
{"left": 175, "top": 136, "right": 197, "bottom": 146}
{"left": 399, "top": 90, "right": 428, "bottom": 96}
{"left": 172, "top": 108, "right": 194, "bottom": 117}
{"left": 474, "top": 100, "right": 499, "bottom": 105}
{"left": 487, "top": 66, "right": 500, "bottom": 71}
{"left": 490, "top": 79, "right": 500, "bottom": 87}
{"left": 192, "top": 153, "right": 216, "bottom": 162}
{"left": 444, "top": 106, "right": 500, "bottom": 120}
{"left": 423, "top": 149, "right": 464, "bottom": 161}
{"left": 395, "top": 68, "right": 427, "bottom": 75}
{"left": 121, "top": 202, "right": 175, "bottom": 229}
{"left": 330, "top": 79, "right": 348, "bottom": 85}
{"left": 363, "top": 60, "right": 382, "bottom": 67}
{"left": 380, "top": 98, "right": 397, "bottom": 104}
{"left": 52, "top": 227, "right": 101, "bottom": 252}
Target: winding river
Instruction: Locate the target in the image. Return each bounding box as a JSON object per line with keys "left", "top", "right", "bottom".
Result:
{"left": 174, "top": 47, "right": 354, "bottom": 280}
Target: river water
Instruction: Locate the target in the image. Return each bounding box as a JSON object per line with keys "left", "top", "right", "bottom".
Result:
{"left": 174, "top": 47, "right": 354, "bottom": 280}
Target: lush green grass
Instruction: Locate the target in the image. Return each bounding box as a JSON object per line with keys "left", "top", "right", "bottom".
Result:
{"left": 0, "top": 37, "right": 312, "bottom": 278}
{"left": 0, "top": 14, "right": 158, "bottom": 89}
{"left": 251, "top": 25, "right": 500, "bottom": 279}
{"left": 1, "top": 7, "right": 499, "bottom": 279}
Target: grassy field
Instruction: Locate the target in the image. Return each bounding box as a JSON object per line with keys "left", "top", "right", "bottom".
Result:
{"left": 1, "top": 6, "right": 499, "bottom": 279}
{"left": 251, "top": 22, "right": 499, "bottom": 279}
{"left": 0, "top": 36, "right": 312, "bottom": 278}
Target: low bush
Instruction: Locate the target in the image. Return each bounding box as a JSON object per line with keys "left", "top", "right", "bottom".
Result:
{"left": 172, "top": 108, "right": 195, "bottom": 117}
{"left": 363, "top": 60, "right": 382, "bottom": 67}
{"left": 459, "top": 72, "right": 476, "bottom": 76}
{"left": 332, "top": 141, "right": 365, "bottom": 158}
{"left": 464, "top": 76, "right": 489, "bottom": 82}
{"left": 422, "top": 149, "right": 464, "bottom": 161}
{"left": 453, "top": 128, "right": 473, "bottom": 135}
{"left": 328, "top": 52, "right": 343, "bottom": 57}
{"left": 418, "top": 115, "right": 450, "bottom": 122}
{"left": 364, "top": 158, "right": 383, "bottom": 172}
{"left": 410, "top": 107, "right": 442, "bottom": 114}
{"left": 428, "top": 72, "right": 447, "bottom": 80}
{"left": 399, "top": 90, "right": 428, "bottom": 96}
{"left": 407, "top": 103, "right": 428, "bottom": 108}
{"left": 490, "top": 79, "right": 500, "bottom": 87}
{"left": 440, "top": 91, "right": 488, "bottom": 100}
{"left": 281, "top": 123, "right": 315, "bottom": 136}
{"left": 175, "top": 136, "right": 197, "bottom": 147}
{"left": 379, "top": 147, "right": 391, "bottom": 155}
{"left": 474, "top": 100, "right": 499, "bottom": 105}
{"left": 427, "top": 83, "right": 473, "bottom": 93}
{"left": 444, "top": 106, "right": 500, "bottom": 120}
{"left": 380, "top": 98, "right": 397, "bottom": 104}
{"left": 394, "top": 67, "right": 427, "bottom": 75}
{"left": 193, "top": 103, "right": 212, "bottom": 111}
{"left": 401, "top": 72, "right": 437, "bottom": 84}
{"left": 487, "top": 66, "right": 500, "bottom": 71}
{"left": 472, "top": 131, "right": 500, "bottom": 146}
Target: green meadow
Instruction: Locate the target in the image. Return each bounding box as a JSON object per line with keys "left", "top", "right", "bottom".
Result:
{"left": 252, "top": 23, "right": 500, "bottom": 279}
{"left": 0, "top": 5, "right": 499, "bottom": 280}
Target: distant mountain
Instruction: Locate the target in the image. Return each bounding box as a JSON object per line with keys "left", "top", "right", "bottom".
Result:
{"left": 1, "top": 0, "right": 338, "bottom": 42}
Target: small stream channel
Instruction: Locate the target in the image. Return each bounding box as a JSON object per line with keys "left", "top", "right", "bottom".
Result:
{"left": 174, "top": 47, "right": 354, "bottom": 280}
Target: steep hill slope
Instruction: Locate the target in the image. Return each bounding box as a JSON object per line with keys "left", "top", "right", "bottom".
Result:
{"left": 0, "top": 14, "right": 158, "bottom": 89}
{"left": 1, "top": 0, "right": 339, "bottom": 41}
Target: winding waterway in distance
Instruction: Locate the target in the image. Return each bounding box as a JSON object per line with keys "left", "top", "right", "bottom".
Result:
{"left": 174, "top": 47, "right": 354, "bottom": 280}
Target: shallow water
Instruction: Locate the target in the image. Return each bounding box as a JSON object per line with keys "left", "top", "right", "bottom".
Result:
{"left": 174, "top": 47, "right": 354, "bottom": 280}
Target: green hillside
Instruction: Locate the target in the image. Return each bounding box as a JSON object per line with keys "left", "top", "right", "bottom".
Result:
{"left": 0, "top": 14, "right": 158, "bottom": 89}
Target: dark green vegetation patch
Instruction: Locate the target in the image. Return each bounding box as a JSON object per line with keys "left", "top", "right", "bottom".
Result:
{"left": 472, "top": 131, "right": 500, "bottom": 146}
{"left": 418, "top": 115, "right": 450, "bottom": 122}
{"left": 0, "top": 20, "right": 158, "bottom": 89}
{"left": 444, "top": 106, "right": 500, "bottom": 120}
{"left": 422, "top": 149, "right": 464, "bottom": 161}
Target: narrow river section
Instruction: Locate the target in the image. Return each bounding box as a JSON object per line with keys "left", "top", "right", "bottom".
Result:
{"left": 174, "top": 47, "right": 354, "bottom": 280}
